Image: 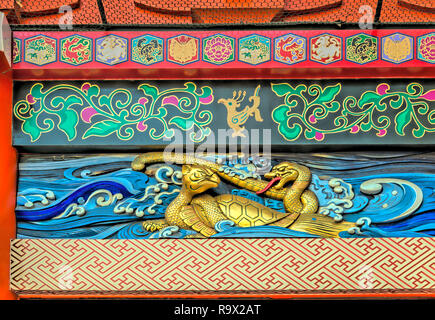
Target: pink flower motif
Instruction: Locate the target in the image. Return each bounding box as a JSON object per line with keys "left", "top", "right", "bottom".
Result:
{"left": 26, "top": 94, "right": 35, "bottom": 104}
{"left": 199, "top": 94, "right": 213, "bottom": 104}
{"left": 81, "top": 106, "right": 98, "bottom": 123}
{"left": 420, "top": 89, "right": 435, "bottom": 101}
{"left": 162, "top": 96, "right": 179, "bottom": 106}
{"left": 376, "top": 84, "right": 390, "bottom": 95}
{"left": 13, "top": 41, "right": 19, "bottom": 60}
{"left": 350, "top": 125, "right": 360, "bottom": 133}
{"left": 204, "top": 36, "right": 233, "bottom": 63}
{"left": 136, "top": 121, "right": 147, "bottom": 132}
{"left": 377, "top": 129, "right": 387, "bottom": 137}
{"left": 309, "top": 115, "right": 317, "bottom": 124}
{"left": 314, "top": 132, "right": 324, "bottom": 141}
{"left": 138, "top": 97, "right": 148, "bottom": 105}
{"left": 419, "top": 35, "right": 435, "bottom": 61}
{"left": 81, "top": 83, "right": 91, "bottom": 92}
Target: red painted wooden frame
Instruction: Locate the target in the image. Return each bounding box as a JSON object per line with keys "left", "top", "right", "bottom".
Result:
{"left": 13, "top": 29, "right": 435, "bottom": 80}
{"left": 0, "top": 14, "right": 17, "bottom": 300}
{"left": 5, "top": 28, "right": 435, "bottom": 300}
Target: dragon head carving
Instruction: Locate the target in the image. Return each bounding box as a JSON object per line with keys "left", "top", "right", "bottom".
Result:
{"left": 182, "top": 165, "right": 220, "bottom": 194}
{"left": 218, "top": 90, "right": 246, "bottom": 112}
{"left": 263, "top": 162, "right": 300, "bottom": 190}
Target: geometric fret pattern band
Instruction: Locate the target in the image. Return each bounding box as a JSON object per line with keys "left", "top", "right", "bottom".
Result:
{"left": 10, "top": 238, "right": 435, "bottom": 296}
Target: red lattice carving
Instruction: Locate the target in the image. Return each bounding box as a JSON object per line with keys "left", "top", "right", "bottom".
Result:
{"left": 102, "top": 0, "right": 376, "bottom": 24}
{"left": 4, "top": 0, "right": 101, "bottom": 24}
{"left": 20, "top": 0, "right": 80, "bottom": 16}
{"left": 283, "top": 0, "right": 341, "bottom": 13}
{"left": 399, "top": 0, "right": 435, "bottom": 13}
{"left": 381, "top": 0, "right": 435, "bottom": 22}
{"left": 0, "top": 0, "right": 13, "bottom": 8}
{"left": 0, "top": 0, "right": 433, "bottom": 26}
{"left": 281, "top": 0, "right": 379, "bottom": 23}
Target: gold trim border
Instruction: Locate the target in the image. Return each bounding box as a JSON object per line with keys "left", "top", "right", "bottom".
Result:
{"left": 10, "top": 238, "right": 435, "bottom": 296}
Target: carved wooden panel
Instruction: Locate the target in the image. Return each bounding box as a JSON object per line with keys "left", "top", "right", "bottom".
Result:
{"left": 12, "top": 30, "right": 435, "bottom": 80}
{"left": 10, "top": 238, "right": 435, "bottom": 295}
{"left": 15, "top": 152, "right": 435, "bottom": 239}
{"left": 12, "top": 80, "right": 435, "bottom": 149}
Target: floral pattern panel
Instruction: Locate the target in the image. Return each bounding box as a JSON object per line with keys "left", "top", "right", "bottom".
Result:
{"left": 13, "top": 80, "right": 435, "bottom": 147}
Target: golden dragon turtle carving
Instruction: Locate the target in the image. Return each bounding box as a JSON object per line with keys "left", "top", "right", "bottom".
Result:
{"left": 132, "top": 152, "right": 356, "bottom": 237}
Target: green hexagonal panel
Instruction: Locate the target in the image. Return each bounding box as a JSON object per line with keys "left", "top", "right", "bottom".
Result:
{"left": 346, "top": 34, "right": 378, "bottom": 65}
{"left": 24, "top": 35, "right": 57, "bottom": 66}
{"left": 239, "top": 34, "right": 271, "bottom": 65}
{"left": 132, "top": 35, "right": 163, "bottom": 65}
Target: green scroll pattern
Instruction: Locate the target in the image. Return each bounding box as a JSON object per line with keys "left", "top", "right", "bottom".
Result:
{"left": 14, "top": 82, "right": 214, "bottom": 142}
{"left": 271, "top": 83, "right": 435, "bottom": 141}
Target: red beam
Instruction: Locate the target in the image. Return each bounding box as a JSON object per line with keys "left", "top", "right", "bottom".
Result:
{"left": 12, "top": 29, "right": 435, "bottom": 81}
{"left": 0, "top": 13, "right": 16, "bottom": 300}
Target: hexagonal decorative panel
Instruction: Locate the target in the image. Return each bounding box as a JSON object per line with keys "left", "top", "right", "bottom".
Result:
{"left": 95, "top": 35, "right": 128, "bottom": 66}
{"left": 167, "top": 34, "right": 199, "bottom": 65}
{"left": 202, "top": 34, "right": 235, "bottom": 65}
{"left": 381, "top": 33, "right": 414, "bottom": 64}
{"left": 274, "top": 33, "right": 306, "bottom": 65}
{"left": 24, "top": 35, "right": 57, "bottom": 66}
{"left": 13, "top": 38, "right": 21, "bottom": 64}
{"left": 60, "top": 35, "right": 92, "bottom": 66}
{"left": 310, "top": 34, "right": 342, "bottom": 64}
{"left": 238, "top": 34, "right": 271, "bottom": 65}
{"left": 417, "top": 33, "right": 435, "bottom": 64}
{"left": 345, "top": 33, "right": 378, "bottom": 64}
{"left": 132, "top": 35, "right": 163, "bottom": 66}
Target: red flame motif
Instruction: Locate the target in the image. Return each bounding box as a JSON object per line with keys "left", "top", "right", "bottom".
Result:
{"left": 277, "top": 36, "right": 304, "bottom": 62}
{"left": 63, "top": 38, "right": 90, "bottom": 64}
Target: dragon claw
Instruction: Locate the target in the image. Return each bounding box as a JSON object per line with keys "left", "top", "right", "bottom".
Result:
{"left": 143, "top": 220, "right": 168, "bottom": 232}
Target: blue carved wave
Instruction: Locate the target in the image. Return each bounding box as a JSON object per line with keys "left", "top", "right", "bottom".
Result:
{"left": 342, "top": 174, "right": 434, "bottom": 236}
{"left": 16, "top": 153, "right": 435, "bottom": 239}
{"left": 16, "top": 181, "right": 133, "bottom": 221}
